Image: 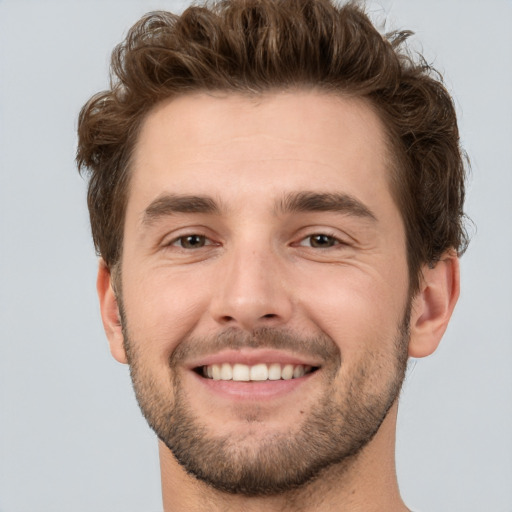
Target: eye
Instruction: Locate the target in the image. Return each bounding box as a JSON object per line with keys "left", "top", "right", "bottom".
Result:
{"left": 299, "top": 234, "right": 341, "bottom": 248}
{"left": 171, "top": 234, "right": 210, "bottom": 249}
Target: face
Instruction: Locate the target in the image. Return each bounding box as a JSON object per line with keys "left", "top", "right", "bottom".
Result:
{"left": 116, "top": 91, "right": 411, "bottom": 495}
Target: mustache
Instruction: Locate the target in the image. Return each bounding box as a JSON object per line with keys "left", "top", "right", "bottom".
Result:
{"left": 169, "top": 327, "right": 341, "bottom": 368}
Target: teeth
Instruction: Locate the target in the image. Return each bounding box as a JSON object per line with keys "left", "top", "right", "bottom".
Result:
{"left": 293, "top": 365, "right": 305, "bottom": 378}
{"left": 212, "top": 364, "right": 221, "bottom": 380}
{"left": 282, "top": 364, "right": 294, "bottom": 380}
{"left": 268, "top": 363, "right": 282, "bottom": 380}
{"left": 232, "top": 363, "right": 250, "bottom": 381}
{"left": 250, "top": 363, "right": 268, "bottom": 381}
{"left": 201, "top": 363, "right": 314, "bottom": 381}
{"left": 220, "top": 363, "right": 232, "bottom": 380}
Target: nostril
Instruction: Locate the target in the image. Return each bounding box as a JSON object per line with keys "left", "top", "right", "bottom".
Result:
{"left": 214, "top": 310, "right": 286, "bottom": 329}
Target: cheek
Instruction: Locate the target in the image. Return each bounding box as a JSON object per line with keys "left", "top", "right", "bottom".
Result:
{"left": 294, "top": 264, "right": 408, "bottom": 354}
{"left": 121, "top": 267, "right": 211, "bottom": 361}
{"left": 302, "top": 271, "right": 409, "bottom": 401}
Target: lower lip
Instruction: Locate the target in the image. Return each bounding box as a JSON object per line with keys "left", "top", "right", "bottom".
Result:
{"left": 191, "top": 371, "right": 317, "bottom": 401}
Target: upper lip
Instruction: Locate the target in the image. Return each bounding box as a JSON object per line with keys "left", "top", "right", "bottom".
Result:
{"left": 186, "top": 349, "right": 323, "bottom": 370}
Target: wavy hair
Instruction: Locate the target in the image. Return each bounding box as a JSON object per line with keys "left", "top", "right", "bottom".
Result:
{"left": 77, "top": 0, "right": 469, "bottom": 293}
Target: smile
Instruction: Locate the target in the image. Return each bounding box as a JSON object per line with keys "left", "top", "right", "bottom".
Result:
{"left": 199, "top": 363, "right": 317, "bottom": 381}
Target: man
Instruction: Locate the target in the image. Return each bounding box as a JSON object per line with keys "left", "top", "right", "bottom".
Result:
{"left": 76, "top": 0, "right": 467, "bottom": 510}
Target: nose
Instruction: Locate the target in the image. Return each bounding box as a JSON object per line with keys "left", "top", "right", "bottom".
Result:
{"left": 208, "top": 243, "right": 294, "bottom": 331}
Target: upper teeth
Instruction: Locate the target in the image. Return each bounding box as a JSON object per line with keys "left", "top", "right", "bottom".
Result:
{"left": 203, "top": 363, "right": 313, "bottom": 381}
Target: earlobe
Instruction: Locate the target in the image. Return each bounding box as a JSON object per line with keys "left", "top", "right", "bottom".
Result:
{"left": 408, "top": 251, "right": 460, "bottom": 358}
{"left": 97, "top": 259, "right": 128, "bottom": 364}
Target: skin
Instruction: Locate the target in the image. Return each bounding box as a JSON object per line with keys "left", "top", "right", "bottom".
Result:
{"left": 97, "top": 90, "right": 460, "bottom": 511}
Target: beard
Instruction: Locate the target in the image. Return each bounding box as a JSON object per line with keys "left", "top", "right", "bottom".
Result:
{"left": 120, "top": 307, "right": 410, "bottom": 497}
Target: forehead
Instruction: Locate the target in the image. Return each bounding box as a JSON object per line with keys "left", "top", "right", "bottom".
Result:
{"left": 129, "top": 90, "right": 394, "bottom": 213}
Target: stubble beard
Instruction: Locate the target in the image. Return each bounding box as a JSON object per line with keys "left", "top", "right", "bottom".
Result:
{"left": 120, "top": 310, "right": 410, "bottom": 497}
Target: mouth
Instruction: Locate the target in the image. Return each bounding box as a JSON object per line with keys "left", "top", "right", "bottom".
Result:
{"left": 195, "top": 363, "right": 319, "bottom": 382}
{"left": 186, "top": 349, "right": 323, "bottom": 400}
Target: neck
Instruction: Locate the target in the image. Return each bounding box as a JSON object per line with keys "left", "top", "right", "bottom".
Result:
{"left": 159, "top": 402, "right": 409, "bottom": 512}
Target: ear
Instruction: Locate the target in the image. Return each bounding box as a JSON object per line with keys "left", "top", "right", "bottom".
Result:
{"left": 408, "top": 250, "right": 460, "bottom": 358}
{"left": 97, "top": 259, "right": 128, "bottom": 364}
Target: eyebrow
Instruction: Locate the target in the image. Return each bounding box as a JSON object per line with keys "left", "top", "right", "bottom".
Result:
{"left": 142, "top": 194, "right": 220, "bottom": 225}
{"left": 277, "top": 191, "right": 377, "bottom": 221}
{"left": 141, "top": 190, "right": 377, "bottom": 226}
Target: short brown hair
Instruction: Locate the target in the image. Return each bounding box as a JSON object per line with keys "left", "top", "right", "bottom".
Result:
{"left": 77, "top": 0, "right": 469, "bottom": 293}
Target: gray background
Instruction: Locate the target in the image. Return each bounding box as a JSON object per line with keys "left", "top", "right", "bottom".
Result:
{"left": 1, "top": 1, "right": 511, "bottom": 511}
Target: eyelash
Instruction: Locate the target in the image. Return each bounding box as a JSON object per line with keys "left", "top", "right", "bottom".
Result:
{"left": 297, "top": 233, "right": 346, "bottom": 249}
{"left": 168, "top": 234, "right": 215, "bottom": 249}
{"left": 166, "top": 232, "right": 347, "bottom": 250}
